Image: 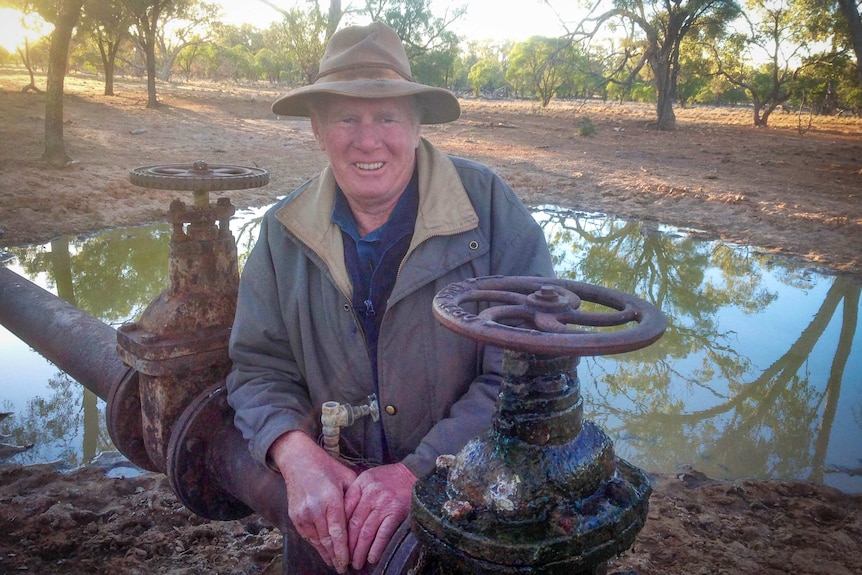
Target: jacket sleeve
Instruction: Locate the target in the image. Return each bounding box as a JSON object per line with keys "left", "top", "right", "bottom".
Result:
{"left": 400, "top": 163, "right": 556, "bottom": 478}
{"left": 226, "top": 212, "right": 317, "bottom": 466}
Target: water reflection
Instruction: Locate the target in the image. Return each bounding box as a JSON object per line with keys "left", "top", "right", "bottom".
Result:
{"left": 536, "top": 206, "right": 861, "bottom": 493}
{"left": 1, "top": 205, "right": 860, "bottom": 493}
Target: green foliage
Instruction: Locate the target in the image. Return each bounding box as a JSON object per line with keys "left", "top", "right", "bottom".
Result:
{"left": 576, "top": 116, "right": 596, "bottom": 136}
{"left": 631, "top": 82, "right": 657, "bottom": 103}
{"left": 5, "top": 0, "right": 856, "bottom": 113}
{"left": 506, "top": 36, "right": 576, "bottom": 106}
{"left": 468, "top": 57, "right": 505, "bottom": 96}
{"left": 708, "top": 0, "right": 816, "bottom": 125}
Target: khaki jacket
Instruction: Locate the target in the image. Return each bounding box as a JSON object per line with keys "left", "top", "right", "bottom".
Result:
{"left": 227, "top": 138, "right": 555, "bottom": 477}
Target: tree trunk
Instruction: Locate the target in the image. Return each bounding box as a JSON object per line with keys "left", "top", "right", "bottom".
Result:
{"left": 104, "top": 59, "right": 115, "bottom": 96}
{"left": 43, "top": 0, "right": 85, "bottom": 167}
{"left": 837, "top": 0, "right": 862, "bottom": 84}
{"left": 650, "top": 54, "right": 677, "bottom": 130}
{"left": 137, "top": 7, "right": 161, "bottom": 109}
{"left": 752, "top": 98, "right": 768, "bottom": 127}
{"left": 98, "top": 36, "right": 123, "bottom": 97}
{"left": 145, "top": 32, "right": 158, "bottom": 108}
{"left": 326, "top": 0, "right": 342, "bottom": 39}
{"left": 18, "top": 38, "right": 42, "bottom": 92}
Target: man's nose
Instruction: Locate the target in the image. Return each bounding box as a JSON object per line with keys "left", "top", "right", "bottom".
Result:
{"left": 354, "top": 121, "right": 382, "bottom": 149}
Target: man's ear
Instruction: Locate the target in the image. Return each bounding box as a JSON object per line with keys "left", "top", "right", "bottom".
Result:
{"left": 309, "top": 113, "right": 326, "bottom": 151}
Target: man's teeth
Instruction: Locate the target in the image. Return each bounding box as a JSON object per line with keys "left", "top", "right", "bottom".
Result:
{"left": 356, "top": 162, "right": 384, "bottom": 170}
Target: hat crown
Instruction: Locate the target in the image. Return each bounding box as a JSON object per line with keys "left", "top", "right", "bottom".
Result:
{"left": 317, "top": 22, "right": 414, "bottom": 84}
{"left": 270, "top": 21, "right": 460, "bottom": 124}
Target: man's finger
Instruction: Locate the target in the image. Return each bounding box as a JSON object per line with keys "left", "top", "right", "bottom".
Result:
{"left": 367, "top": 515, "right": 401, "bottom": 565}
{"left": 325, "top": 507, "right": 350, "bottom": 573}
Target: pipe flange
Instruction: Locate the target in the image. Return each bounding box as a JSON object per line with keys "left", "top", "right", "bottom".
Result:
{"left": 106, "top": 368, "right": 160, "bottom": 472}
{"left": 433, "top": 276, "right": 666, "bottom": 356}
{"left": 166, "top": 383, "right": 254, "bottom": 520}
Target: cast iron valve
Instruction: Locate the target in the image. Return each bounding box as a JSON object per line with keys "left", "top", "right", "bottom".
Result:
{"left": 411, "top": 276, "right": 666, "bottom": 575}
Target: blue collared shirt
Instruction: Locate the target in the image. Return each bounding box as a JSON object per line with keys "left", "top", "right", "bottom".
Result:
{"left": 331, "top": 171, "right": 419, "bottom": 386}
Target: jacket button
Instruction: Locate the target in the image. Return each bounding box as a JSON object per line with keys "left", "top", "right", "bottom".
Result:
{"left": 385, "top": 405, "right": 397, "bottom": 416}
{"left": 469, "top": 240, "right": 479, "bottom": 250}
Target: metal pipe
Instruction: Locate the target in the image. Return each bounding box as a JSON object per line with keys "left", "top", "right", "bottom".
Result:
{"left": 0, "top": 266, "right": 129, "bottom": 400}
{"left": 1, "top": 269, "right": 292, "bottom": 536}
{"left": 0, "top": 266, "right": 419, "bottom": 573}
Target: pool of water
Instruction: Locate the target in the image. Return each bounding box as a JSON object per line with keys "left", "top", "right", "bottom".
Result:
{"left": 1, "top": 203, "right": 860, "bottom": 493}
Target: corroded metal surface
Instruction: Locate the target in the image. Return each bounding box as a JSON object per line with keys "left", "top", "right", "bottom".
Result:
{"left": 166, "top": 383, "right": 258, "bottom": 521}
{"left": 413, "top": 460, "right": 651, "bottom": 574}
{"left": 116, "top": 161, "right": 262, "bottom": 471}
{"left": 413, "top": 276, "right": 666, "bottom": 574}
{"left": 129, "top": 161, "right": 269, "bottom": 192}
{"left": 433, "top": 276, "right": 666, "bottom": 357}
{"left": 106, "top": 369, "right": 158, "bottom": 472}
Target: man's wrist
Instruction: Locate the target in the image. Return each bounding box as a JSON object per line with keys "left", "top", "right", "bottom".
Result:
{"left": 266, "top": 429, "right": 310, "bottom": 474}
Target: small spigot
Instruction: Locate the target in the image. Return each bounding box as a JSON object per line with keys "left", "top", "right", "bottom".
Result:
{"left": 320, "top": 394, "right": 380, "bottom": 458}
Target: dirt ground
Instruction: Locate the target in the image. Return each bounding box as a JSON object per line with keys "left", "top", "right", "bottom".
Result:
{"left": 1, "top": 71, "right": 861, "bottom": 574}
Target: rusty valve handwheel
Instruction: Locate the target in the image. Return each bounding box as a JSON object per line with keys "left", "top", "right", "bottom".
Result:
{"left": 129, "top": 160, "right": 269, "bottom": 192}
{"left": 433, "top": 276, "right": 666, "bottom": 357}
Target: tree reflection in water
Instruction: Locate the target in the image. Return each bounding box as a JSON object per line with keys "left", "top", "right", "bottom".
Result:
{"left": 1, "top": 206, "right": 860, "bottom": 493}
{"left": 535, "top": 206, "right": 861, "bottom": 492}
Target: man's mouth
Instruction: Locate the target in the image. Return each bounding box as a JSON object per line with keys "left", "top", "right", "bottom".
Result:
{"left": 355, "top": 162, "right": 384, "bottom": 171}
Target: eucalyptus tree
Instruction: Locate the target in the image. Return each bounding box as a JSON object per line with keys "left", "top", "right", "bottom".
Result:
{"left": 125, "top": 0, "right": 179, "bottom": 107}
{"left": 259, "top": 0, "right": 332, "bottom": 84}
{"left": 796, "top": 0, "right": 862, "bottom": 89}
{"left": 201, "top": 22, "right": 266, "bottom": 81}
{"left": 468, "top": 56, "right": 506, "bottom": 97}
{"left": 0, "top": 0, "right": 87, "bottom": 164}
{"left": 460, "top": 39, "right": 511, "bottom": 96}
{"left": 507, "top": 36, "right": 575, "bottom": 105}
{"left": 363, "top": 0, "right": 466, "bottom": 87}
{"left": 836, "top": 0, "right": 862, "bottom": 82}
{"left": 711, "top": 0, "right": 811, "bottom": 126}
{"left": 566, "top": 0, "right": 741, "bottom": 130}
{"left": 3, "top": 0, "right": 135, "bottom": 161}
{"left": 79, "top": 0, "right": 133, "bottom": 95}
{"left": 0, "top": 0, "right": 50, "bottom": 91}
{"left": 153, "top": 0, "right": 219, "bottom": 81}
{"left": 248, "top": 0, "right": 464, "bottom": 89}
{"left": 124, "top": 0, "right": 218, "bottom": 106}
{"left": 674, "top": 36, "right": 713, "bottom": 105}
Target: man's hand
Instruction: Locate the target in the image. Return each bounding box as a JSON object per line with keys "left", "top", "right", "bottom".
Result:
{"left": 344, "top": 463, "right": 417, "bottom": 571}
{"left": 269, "top": 431, "right": 357, "bottom": 574}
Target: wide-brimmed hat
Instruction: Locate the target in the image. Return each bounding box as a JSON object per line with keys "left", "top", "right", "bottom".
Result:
{"left": 271, "top": 22, "right": 460, "bottom": 124}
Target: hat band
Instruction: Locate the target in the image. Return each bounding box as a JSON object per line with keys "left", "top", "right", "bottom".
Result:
{"left": 314, "top": 63, "right": 415, "bottom": 84}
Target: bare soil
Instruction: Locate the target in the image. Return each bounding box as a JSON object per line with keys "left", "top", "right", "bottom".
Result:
{"left": 1, "top": 71, "right": 861, "bottom": 574}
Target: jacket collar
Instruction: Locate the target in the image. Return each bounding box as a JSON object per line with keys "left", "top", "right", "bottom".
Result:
{"left": 275, "top": 138, "right": 479, "bottom": 297}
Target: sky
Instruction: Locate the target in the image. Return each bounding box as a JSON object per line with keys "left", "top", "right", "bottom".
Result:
{"left": 0, "top": 1, "right": 583, "bottom": 54}
{"left": 217, "top": 0, "right": 583, "bottom": 42}
{"left": 0, "top": 8, "right": 55, "bottom": 53}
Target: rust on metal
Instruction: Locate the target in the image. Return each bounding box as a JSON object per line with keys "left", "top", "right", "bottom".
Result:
{"left": 166, "top": 383, "right": 257, "bottom": 521}
{"left": 432, "top": 275, "right": 666, "bottom": 357}
{"left": 106, "top": 369, "right": 158, "bottom": 472}
{"left": 116, "top": 160, "right": 267, "bottom": 471}
{"left": 129, "top": 161, "right": 269, "bottom": 193}
{"left": 413, "top": 276, "right": 666, "bottom": 574}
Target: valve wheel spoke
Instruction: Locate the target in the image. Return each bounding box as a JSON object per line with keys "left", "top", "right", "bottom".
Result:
{"left": 433, "top": 276, "right": 666, "bottom": 356}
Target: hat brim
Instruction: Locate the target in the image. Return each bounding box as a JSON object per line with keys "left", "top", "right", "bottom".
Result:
{"left": 271, "top": 79, "right": 460, "bottom": 124}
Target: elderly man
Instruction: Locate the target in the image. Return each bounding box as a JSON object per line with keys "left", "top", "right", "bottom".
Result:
{"left": 226, "top": 22, "right": 555, "bottom": 574}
